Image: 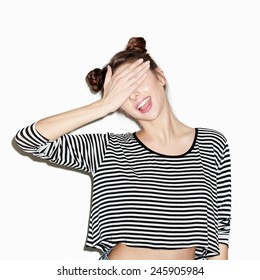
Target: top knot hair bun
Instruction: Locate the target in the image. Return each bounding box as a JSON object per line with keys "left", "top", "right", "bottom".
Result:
{"left": 126, "top": 37, "right": 147, "bottom": 53}
{"left": 85, "top": 68, "right": 106, "bottom": 94}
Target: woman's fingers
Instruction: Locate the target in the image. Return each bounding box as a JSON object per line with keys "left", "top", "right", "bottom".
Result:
{"left": 126, "top": 60, "right": 150, "bottom": 88}
{"left": 113, "top": 58, "right": 144, "bottom": 78}
{"left": 113, "top": 59, "right": 147, "bottom": 82}
{"left": 102, "top": 59, "right": 150, "bottom": 111}
{"left": 103, "top": 65, "right": 112, "bottom": 89}
{"left": 111, "top": 60, "right": 150, "bottom": 90}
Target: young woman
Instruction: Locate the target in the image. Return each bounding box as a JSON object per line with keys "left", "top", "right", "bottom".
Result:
{"left": 14, "top": 37, "right": 231, "bottom": 260}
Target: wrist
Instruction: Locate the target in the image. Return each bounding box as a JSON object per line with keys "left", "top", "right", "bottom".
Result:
{"left": 97, "top": 97, "right": 117, "bottom": 114}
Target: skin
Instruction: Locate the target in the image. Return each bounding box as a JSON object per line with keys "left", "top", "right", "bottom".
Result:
{"left": 35, "top": 58, "right": 228, "bottom": 260}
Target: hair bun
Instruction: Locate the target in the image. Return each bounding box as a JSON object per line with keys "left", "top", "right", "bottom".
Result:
{"left": 85, "top": 68, "right": 104, "bottom": 93}
{"left": 126, "top": 37, "right": 147, "bottom": 53}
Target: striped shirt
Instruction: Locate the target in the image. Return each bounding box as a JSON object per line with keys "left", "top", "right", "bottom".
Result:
{"left": 15, "top": 123, "right": 231, "bottom": 259}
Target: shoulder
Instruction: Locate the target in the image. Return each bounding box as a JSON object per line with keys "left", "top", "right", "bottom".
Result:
{"left": 197, "top": 127, "right": 227, "bottom": 142}
{"left": 70, "top": 132, "right": 134, "bottom": 145}
{"left": 108, "top": 132, "right": 134, "bottom": 143}
{"left": 196, "top": 127, "right": 228, "bottom": 151}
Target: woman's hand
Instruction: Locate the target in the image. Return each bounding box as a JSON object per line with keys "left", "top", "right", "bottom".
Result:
{"left": 102, "top": 58, "right": 150, "bottom": 112}
{"left": 34, "top": 59, "right": 150, "bottom": 140}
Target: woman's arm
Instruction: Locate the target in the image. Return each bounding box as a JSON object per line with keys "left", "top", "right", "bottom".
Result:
{"left": 35, "top": 100, "right": 111, "bottom": 140}
{"left": 36, "top": 59, "right": 150, "bottom": 140}
{"left": 208, "top": 135, "right": 232, "bottom": 261}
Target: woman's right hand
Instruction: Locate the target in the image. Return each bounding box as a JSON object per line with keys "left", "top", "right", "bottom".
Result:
{"left": 102, "top": 58, "right": 150, "bottom": 113}
{"left": 34, "top": 59, "right": 150, "bottom": 140}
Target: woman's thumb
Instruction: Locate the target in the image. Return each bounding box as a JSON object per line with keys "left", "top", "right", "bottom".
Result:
{"left": 103, "top": 65, "right": 112, "bottom": 89}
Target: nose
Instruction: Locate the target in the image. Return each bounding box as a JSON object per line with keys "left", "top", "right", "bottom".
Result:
{"left": 129, "top": 91, "right": 140, "bottom": 102}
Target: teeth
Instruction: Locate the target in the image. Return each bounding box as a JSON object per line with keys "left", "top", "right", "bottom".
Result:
{"left": 137, "top": 97, "right": 151, "bottom": 110}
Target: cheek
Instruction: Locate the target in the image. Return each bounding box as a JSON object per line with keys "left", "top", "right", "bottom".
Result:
{"left": 120, "top": 99, "right": 129, "bottom": 112}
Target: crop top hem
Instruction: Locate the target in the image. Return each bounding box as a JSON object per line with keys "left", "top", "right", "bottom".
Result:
{"left": 85, "top": 242, "right": 219, "bottom": 260}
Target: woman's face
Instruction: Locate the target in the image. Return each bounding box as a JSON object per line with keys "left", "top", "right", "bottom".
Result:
{"left": 119, "top": 66, "right": 168, "bottom": 122}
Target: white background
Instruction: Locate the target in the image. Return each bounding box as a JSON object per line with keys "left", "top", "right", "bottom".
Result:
{"left": 1, "top": 0, "right": 260, "bottom": 262}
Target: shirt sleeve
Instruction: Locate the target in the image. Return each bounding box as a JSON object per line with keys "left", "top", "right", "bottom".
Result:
{"left": 216, "top": 139, "right": 232, "bottom": 246}
{"left": 14, "top": 123, "right": 109, "bottom": 173}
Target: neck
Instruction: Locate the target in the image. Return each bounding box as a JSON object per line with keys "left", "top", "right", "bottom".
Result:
{"left": 137, "top": 104, "right": 186, "bottom": 143}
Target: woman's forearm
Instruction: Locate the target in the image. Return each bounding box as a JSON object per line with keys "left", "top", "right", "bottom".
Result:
{"left": 34, "top": 59, "right": 151, "bottom": 140}
{"left": 35, "top": 99, "right": 112, "bottom": 140}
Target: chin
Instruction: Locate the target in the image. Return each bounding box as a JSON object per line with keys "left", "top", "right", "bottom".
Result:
{"left": 137, "top": 111, "right": 161, "bottom": 122}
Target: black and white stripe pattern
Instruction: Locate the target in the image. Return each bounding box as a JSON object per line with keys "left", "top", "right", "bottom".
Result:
{"left": 15, "top": 123, "right": 231, "bottom": 259}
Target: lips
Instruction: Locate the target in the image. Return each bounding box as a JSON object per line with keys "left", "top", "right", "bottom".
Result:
{"left": 136, "top": 96, "right": 152, "bottom": 113}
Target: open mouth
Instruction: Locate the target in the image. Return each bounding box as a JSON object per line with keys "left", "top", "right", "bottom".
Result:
{"left": 137, "top": 96, "right": 152, "bottom": 112}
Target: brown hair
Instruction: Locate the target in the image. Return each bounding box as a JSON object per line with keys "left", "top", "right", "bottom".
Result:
{"left": 85, "top": 37, "right": 159, "bottom": 94}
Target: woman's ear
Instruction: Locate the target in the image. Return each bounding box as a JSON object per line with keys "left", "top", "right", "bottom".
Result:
{"left": 155, "top": 67, "right": 166, "bottom": 86}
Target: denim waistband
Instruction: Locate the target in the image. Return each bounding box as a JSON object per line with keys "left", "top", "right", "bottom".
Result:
{"left": 99, "top": 247, "right": 113, "bottom": 260}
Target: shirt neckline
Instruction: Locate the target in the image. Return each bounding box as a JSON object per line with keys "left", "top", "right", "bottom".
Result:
{"left": 133, "top": 128, "right": 198, "bottom": 158}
